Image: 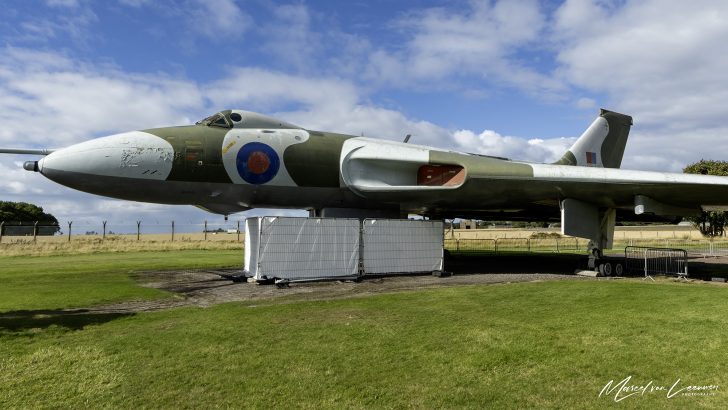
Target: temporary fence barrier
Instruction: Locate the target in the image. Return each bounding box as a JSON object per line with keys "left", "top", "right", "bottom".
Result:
{"left": 362, "top": 219, "right": 443, "bottom": 275}
{"left": 709, "top": 241, "right": 728, "bottom": 257}
{"left": 245, "top": 217, "right": 360, "bottom": 281}
{"left": 244, "top": 217, "right": 444, "bottom": 282}
{"left": 620, "top": 239, "right": 728, "bottom": 257}
{"left": 624, "top": 246, "right": 688, "bottom": 279}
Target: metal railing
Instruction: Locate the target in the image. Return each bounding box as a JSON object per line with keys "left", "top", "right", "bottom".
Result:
{"left": 618, "top": 239, "right": 728, "bottom": 257}
{"left": 443, "top": 238, "right": 583, "bottom": 254}
{"left": 625, "top": 246, "right": 688, "bottom": 279}
{"left": 0, "top": 221, "right": 245, "bottom": 243}
{"left": 2, "top": 220, "right": 728, "bottom": 260}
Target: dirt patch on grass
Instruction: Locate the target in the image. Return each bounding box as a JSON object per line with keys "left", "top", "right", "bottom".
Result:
{"left": 30, "top": 253, "right": 728, "bottom": 316}
{"left": 89, "top": 267, "right": 590, "bottom": 314}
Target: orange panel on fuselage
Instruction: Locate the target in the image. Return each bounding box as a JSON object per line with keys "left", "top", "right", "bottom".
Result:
{"left": 417, "top": 165, "right": 465, "bottom": 186}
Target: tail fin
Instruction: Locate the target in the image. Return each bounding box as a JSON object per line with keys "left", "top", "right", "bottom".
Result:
{"left": 553, "top": 109, "right": 633, "bottom": 168}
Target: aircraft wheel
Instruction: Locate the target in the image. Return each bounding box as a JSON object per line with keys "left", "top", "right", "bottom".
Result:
{"left": 614, "top": 262, "right": 624, "bottom": 276}
{"left": 599, "top": 262, "right": 613, "bottom": 277}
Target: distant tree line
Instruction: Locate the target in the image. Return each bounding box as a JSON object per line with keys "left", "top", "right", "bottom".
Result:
{"left": 0, "top": 201, "right": 61, "bottom": 235}
{"left": 683, "top": 160, "right": 728, "bottom": 237}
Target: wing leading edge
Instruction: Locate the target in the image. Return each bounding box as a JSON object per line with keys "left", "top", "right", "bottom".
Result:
{"left": 0, "top": 148, "right": 55, "bottom": 155}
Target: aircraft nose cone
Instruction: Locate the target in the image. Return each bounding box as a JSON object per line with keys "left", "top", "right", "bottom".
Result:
{"left": 39, "top": 131, "right": 175, "bottom": 188}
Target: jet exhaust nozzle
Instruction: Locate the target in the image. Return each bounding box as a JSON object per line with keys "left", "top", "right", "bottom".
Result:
{"left": 23, "top": 161, "right": 39, "bottom": 172}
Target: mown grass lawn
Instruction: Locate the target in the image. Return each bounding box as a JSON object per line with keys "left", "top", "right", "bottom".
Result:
{"left": 0, "top": 250, "right": 242, "bottom": 311}
{"left": 1, "top": 277, "right": 727, "bottom": 408}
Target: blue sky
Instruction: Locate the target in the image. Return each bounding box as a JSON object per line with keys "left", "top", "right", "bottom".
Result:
{"left": 2, "top": 0, "right": 728, "bottom": 229}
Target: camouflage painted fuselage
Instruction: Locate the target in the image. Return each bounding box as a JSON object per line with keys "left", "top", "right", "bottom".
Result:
{"left": 32, "top": 109, "right": 728, "bottom": 221}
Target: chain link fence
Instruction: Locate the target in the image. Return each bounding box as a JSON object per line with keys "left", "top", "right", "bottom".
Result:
{"left": 5, "top": 221, "right": 728, "bottom": 260}
{"left": 443, "top": 237, "right": 584, "bottom": 254}
{"left": 0, "top": 220, "right": 245, "bottom": 243}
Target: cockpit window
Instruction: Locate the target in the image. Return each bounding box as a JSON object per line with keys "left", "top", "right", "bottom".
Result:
{"left": 230, "top": 112, "right": 242, "bottom": 122}
{"left": 195, "top": 114, "right": 217, "bottom": 125}
{"left": 212, "top": 116, "right": 228, "bottom": 127}
{"left": 195, "top": 112, "right": 231, "bottom": 129}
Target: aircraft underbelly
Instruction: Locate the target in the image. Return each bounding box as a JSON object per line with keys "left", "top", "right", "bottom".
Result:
{"left": 40, "top": 167, "right": 371, "bottom": 210}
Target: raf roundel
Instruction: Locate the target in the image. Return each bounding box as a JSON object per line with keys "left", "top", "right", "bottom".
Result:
{"left": 236, "top": 142, "right": 280, "bottom": 184}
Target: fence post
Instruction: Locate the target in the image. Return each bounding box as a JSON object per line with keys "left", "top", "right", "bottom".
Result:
{"left": 527, "top": 238, "right": 531, "bottom": 252}
{"left": 171, "top": 220, "right": 175, "bottom": 242}
{"left": 0, "top": 221, "right": 3, "bottom": 243}
{"left": 204, "top": 220, "right": 208, "bottom": 241}
{"left": 136, "top": 221, "right": 141, "bottom": 241}
{"left": 556, "top": 238, "right": 560, "bottom": 253}
{"left": 33, "top": 221, "right": 38, "bottom": 242}
{"left": 495, "top": 238, "right": 499, "bottom": 254}
{"left": 237, "top": 220, "right": 240, "bottom": 242}
{"left": 67, "top": 221, "right": 72, "bottom": 242}
{"left": 644, "top": 250, "right": 648, "bottom": 278}
{"left": 102, "top": 220, "right": 107, "bottom": 240}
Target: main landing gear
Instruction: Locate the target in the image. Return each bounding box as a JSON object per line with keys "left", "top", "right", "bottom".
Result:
{"left": 587, "top": 242, "right": 624, "bottom": 277}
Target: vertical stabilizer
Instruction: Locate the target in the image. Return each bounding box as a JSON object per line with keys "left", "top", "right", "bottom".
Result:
{"left": 553, "top": 109, "right": 633, "bottom": 168}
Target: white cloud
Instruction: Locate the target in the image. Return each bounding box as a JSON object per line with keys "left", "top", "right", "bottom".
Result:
{"left": 551, "top": 0, "right": 728, "bottom": 170}
{"left": 187, "top": 0, "right": 250, "bottom": 40}
{"left": 0, "top": 47, "right": 205, "bottom": 147}
{"left": 554, "top": 0, "right": 728, "bottom": 129}
{"left": 46, "top": 0, "right": 79, "bottom": 7}
{"left": 452, "top": 129, "right": 571, "bottom": 162}
{"left": 363, "top": 0, "right": 565, "bottom": 97}
{"left": 11, "top": 4, "right": 98, "bottom": 45}
{"left": 205, "top": 67, "right": 455, "bottom": 148}
{"left": 0, "top": 47, "right": 212, "bottom": 224}
{"left": 575, "top": 97, "right": 596, "bottom": 109}
{"left": 206, "top": 67, "right": 359, "bottom": 114}
{"left": 260, "top": 4, "right": 320, "bottom": 71}
{"left": 118, "top": 0, "right": 150, "bottom": 6}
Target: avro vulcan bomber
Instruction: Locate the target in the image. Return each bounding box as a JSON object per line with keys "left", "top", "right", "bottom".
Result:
{"left": 4, "top": 109, "right": 728, "bottom": 256}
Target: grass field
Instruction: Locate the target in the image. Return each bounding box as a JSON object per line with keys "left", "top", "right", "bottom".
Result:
{"left": 0, "top": 250, "right": 242, "bottom": 311}
{"left": 1, "top": 251, "right": 728, "bottom": 408}
{"left": 0, "top": 235, "right": 242, "bottom": 257}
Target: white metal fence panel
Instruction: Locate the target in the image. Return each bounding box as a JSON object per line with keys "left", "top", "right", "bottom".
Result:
{"left": 248, "top": 217, "right": 360, "bottom": 280}
{"left": 244, "top": 218, "right": 260, "bottom": 274}
{"left": 709, "top": 241, "right": 728, "bottom": 257}
{"left": 625, "top": 246, "right": 688, "bottom": 278}
{"left": 362, "top": 219, "right": 443, "bottom": 275}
